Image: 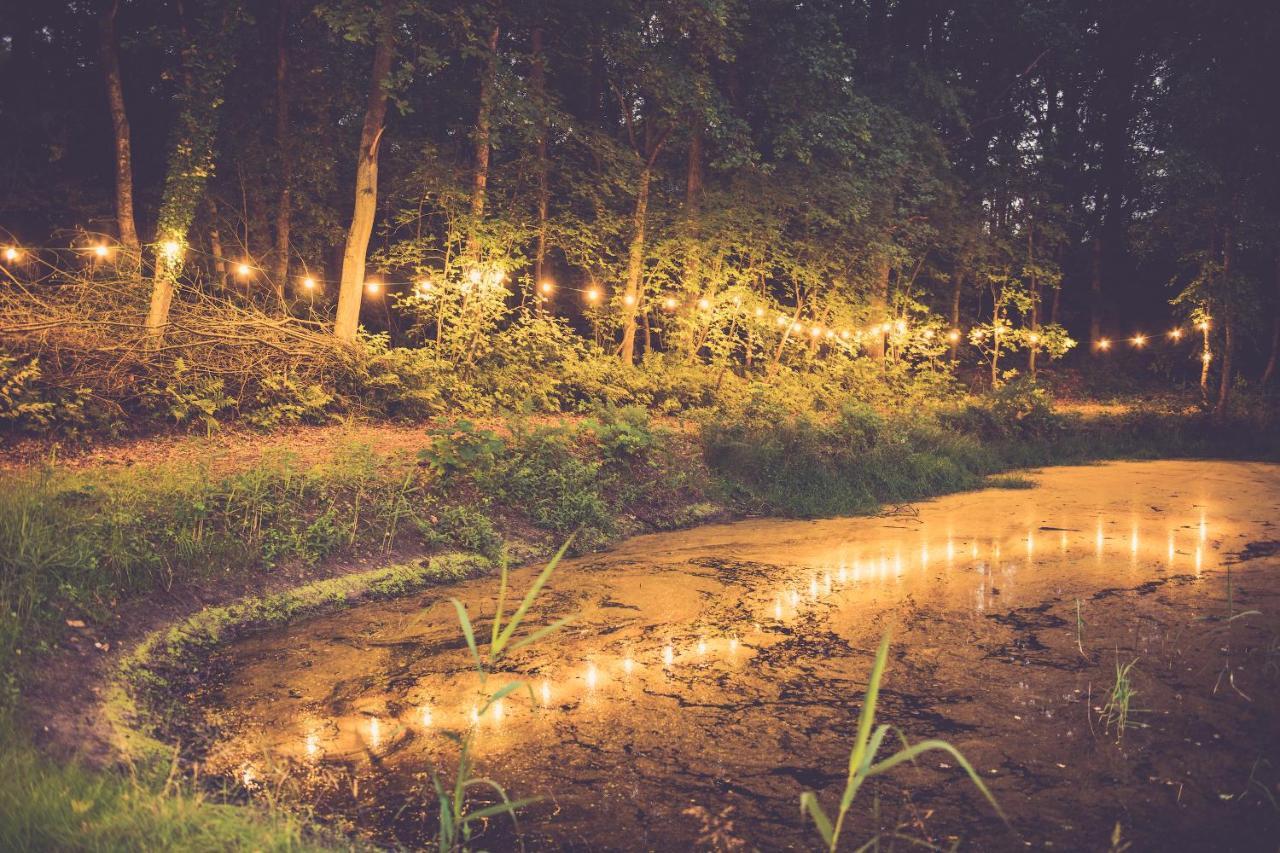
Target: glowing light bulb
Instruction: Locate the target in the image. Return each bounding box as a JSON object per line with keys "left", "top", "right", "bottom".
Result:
{"left": 1201, "top": 352, "right": 1212, "bottom": 363}
{"left": 664, "top": 297, "right": 678, "bottom": 310}
{"left": 948, "top": 329, "right": 960, "bottom": 343}
{"left": 586, "top": 662, "right": 598, "bottom": 689}
{"left": 237, "top": 263, "right": 251, "bottom": 277}
{"left": 302, "top": 276, "right": 315, "bottom": 290}
{"left": 1028, "top": 332, "right": 1040, "bottom": 344}
{"left": 3, "top": 247, "right": 18, "bottom": 262}
{"left": 754, "top": 306, "right": 765, "bottom": 318}
{"left": 840, "top": 329, "right": 851, "bottom": 339}
{"left": 93, "top": 244, "right": 109, "bottom": 258}
{"left": 777, "top": 314, "right": 788, "bottom": 325}
{"left": 468, "top": 268, "right": 482, "bottom": 284}
{"left": 791, "top": 322, "right": 803, "bottom": 333}
{"left": 1169, "top": 328, "right": 1182, "bottom": 340}
{"left": 161, "top": 240, "right": 181, "bottom": 259}
{"left": 663, "top": 645, "right": 674, "bottom": 666}
{"left": 623, "top": 293, "right": 636, "bottom": 306}
{"left": 810, "top": 325, "right": 822, "bottom": 337}
{"left": 421, "top": 706, "right": 433, "bottom": 727}
{"left": 586, "top": 288, "right": 600, "bottom": 302}
{"left": 540, "top": 280, "right": 553, "bottom": 294}
{"left": 1197, "top": 319, "right": 1210, "bottom": 331}
{"left": 366, "top": 281, "right": 381, "bottom": 294}
{"left": 1097, "top": 338, "right": 1111, "bottom": 351}
{"left": 697, "top": 297, "right": 711, "bottom": 310}
{"left": 895, "top": 320, "right": 907, "bottom": 333}
{"left": 1131, "top": 334, "right": 1146, "bottom": 347}
{"left": 923, "top": 328, "right": 934, "bottom": 339}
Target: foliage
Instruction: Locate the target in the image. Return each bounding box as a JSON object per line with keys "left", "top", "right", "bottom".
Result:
{"left": 799, "top": 632, "right": 1006, "bottom": 851}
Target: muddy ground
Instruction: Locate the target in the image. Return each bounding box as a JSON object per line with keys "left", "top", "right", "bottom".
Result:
{"left": 188, "top": 460, "right": 1280, "bottom": 850}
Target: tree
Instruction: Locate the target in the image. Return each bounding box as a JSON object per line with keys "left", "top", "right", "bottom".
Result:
{"left": 98, "top": 0, "right": 139, "bottom": 254}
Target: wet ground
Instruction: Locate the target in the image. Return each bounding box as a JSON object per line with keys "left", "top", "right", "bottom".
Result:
{"left": 192, "top": 461, "right": 1280, "bottom": 850}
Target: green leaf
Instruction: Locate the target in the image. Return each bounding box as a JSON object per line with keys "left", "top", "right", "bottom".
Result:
{"left": 800, "top": 792, "right": 835, "bottom": 847}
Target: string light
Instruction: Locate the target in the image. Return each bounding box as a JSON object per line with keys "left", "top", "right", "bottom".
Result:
{"left": 1197, "top": 319, "right": 1210, "bottom": 331}
{"left": 810, "top": 325, "right": 822, "bottom": 337}
{"left": 754, "top": 306, "right": 765, "bottom": 318}
{"left": 3, "top": 247, "right": 18, "bottom": 262}
{"left": 93, "top": 244, "right": 110, "bottom": 258}
{"left": 1201, "top": 352, "right": 1212, "bottom": 363}
{"left": 697, "top": 297, "right": 711, "bottom": 311}
{"left": 922, "top": 328, "right": 934, "bottom": 340}
{"left": 1027, "top": 332, "right": 1040, "bottom": 344}
{"left": 365, "top": 280, "right": 381, "bottom": 295}
{"left": 894, "top": 320, "right": 907, "bottom": 333}
{"left": 1097, "top": 338, "right": 1111, "bottom": 351}
{"left": 467, "top": 268, "right": 482, "bottom": 285}
{"left": 161, "top": 240, "right": 182, "bottom": 260}
{"left": 1131, "top": 334, "right": 1146, "bottom": 347}
{"left": 840, "top": 329, "right": 851, "bottom": 339}
{"left": 302, "top": 276, "right": 316, "bottom": 290}
{"left": 236, "top": 263, "right": 251, "bottom": 278}
{"left": 623, "top": 293, "right": 636, "bottom": 306}
{"left": 1169, "top": 328, "right": 1183, "bottom": 340}
{"left": 776, "top": 314, "right": 788, "bottom": 326}
{"left": 585, "top": 287, "right": 600, "bottom": 302}
{"left": 663, "top": 297, "right": 678, "bottom": 310}
{"left": 791, "top": 321, "right": 803, "bottom": 333}
{"left": 539, "top": 280, "right": 553, "bottom": 295}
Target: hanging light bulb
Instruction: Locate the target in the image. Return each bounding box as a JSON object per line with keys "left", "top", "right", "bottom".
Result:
{"left": 237, "top": 263, "right": 251, "bottom": 278}
{"left": 1201, "top": 351, "right": 1212, "bottom": 363}
{"left": 540, "top": 280, "right": 553, "bottom": 294}
{"left": 791, "top": 321, "right": 803, "bottom": 333}
{"left": 754, "top": 306, "right": 765, "bottom": 318}
{"left": 1028, "top": 332, "right": 1040, "bottom": 344}
{"left": 922, "top": 328, "right": 934, "bottom": 339}
{"left": 1131, "top": 334, "right": 1146, "bottom": 347}
{"left": 1169, "top": 328, "right": 1183, "bottom": 340}
{"left": 1197, "top": 319, "right": 1210, "bottom": 331}
{"left": 810, "top": 325, "right": 822, "bottom": 337}
{"left": 302, "top": 276, "right": 316, "bottom": 290}
{"left": 663, "top": 296, "right": 678, "bottom": 310}
{"left": 623, "top": 293, "right": 636, "bottom": 306}
{"left": 948, "top": 329, "right": 960, "bottom": 342}
{"left": 585, "top": 287, "right": 600, "bottom": 302}
{"left": 776, "top": 314, "right": 788, "bottom": 325}
{"left": 366, "top": 280, "right": 381, "bottom": 295}
{"left": 697, "top": 297, "right": 711, "bottom": 311}
{"left": 3, "top": 247, "right": 19, "bottom": 262}
{"left": 93, "top": 244, "right": 110, "bottom": 258}
{"left": 161, "top": 240, "right": 182, "bottom": 260}
{"left": 840, "top": 329, "right": 851, "bottom": 339}
{"left": 1097, "top": 338, "right": 1111, "bottom": 350}
{"left": 895, "top": 319, "right": 907, "bottom": 333}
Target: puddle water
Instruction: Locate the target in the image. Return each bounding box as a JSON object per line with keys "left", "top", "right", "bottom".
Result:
{"left": 195, "top": 461, "right": 1280, "bottom": 850}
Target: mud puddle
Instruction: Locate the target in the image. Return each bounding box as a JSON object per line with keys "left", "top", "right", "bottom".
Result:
{"left": 192, "top": 461, "right": 1280, "bottom": 850}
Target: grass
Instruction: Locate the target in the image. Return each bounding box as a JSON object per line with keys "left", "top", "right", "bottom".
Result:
{"left": 1100, "top": 657, "right": 1143, "bottom": 742}
{"left": 984, "top": 474, "right": 1037, "bottom": 489}
{"left": 799, "top": 632, "right": 1006, "bottom": 851}
{"left": 0, "top": 726, "right": 353, "bottom": 852}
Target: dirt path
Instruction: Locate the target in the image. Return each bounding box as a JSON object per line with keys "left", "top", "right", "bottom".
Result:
{"left": 193, "top": 460, "right": 1280, "bottom": 851}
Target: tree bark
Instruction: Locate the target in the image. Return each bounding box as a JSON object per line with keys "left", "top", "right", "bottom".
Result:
{"left": 619, "top": 162, "right": 654, "bottom": 363}
{"left": 866, "top": 255, "right": 891, "bottom": 362}
{"left": 1213, "top": 224, "right": 1234, "bottom": 420}
{"left": 1261, "top": 248, "right": 1280, "bottom": 386}
{"left": 531, "top": 26, "right": 549, "bottom": 305}
{"left": 1027, "top": 222, "right": 1038, "bottom": 380}
{"left": 467, "top": 23, "right": 500, "bottom": 258}
{"left": 334, "top": 1, "right": 395, "bottom": 342}
{"left": 684, "top": 124, "right": 703, "bottom": 293}
{"left": 272, "top": 0, "right": 292, "bottom": 304}
{"left": 948, "top": 267, "right": 963, "bottom": 360}
{"left": 1089, "top": 236, "right": 1103, "bottom": 345}
{"left": 99, "top": 0, "right": 139, "bottom": 253}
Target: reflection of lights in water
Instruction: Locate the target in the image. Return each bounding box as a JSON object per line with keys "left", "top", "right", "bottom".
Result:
{"left": 585, "top": 662, "right": 598, "bottom": 689}
{"left": 992, "top": 542, "right": 1001, "bottom": 561}
{"left": 697, "top": 639, "right": 708, "bottom": 656}
{"left": 305, "top": 731, "right": 319, "bottom": 757}
{"left": 493, "top": 699, "right": 505, "bottom": 721}
{"left": 369, "top": 717, "right": 381, "bottom": 749}
{"left": 773, "top": 598, "right": 783, "bottom": 620}
{"left": 1060, "top": 531, "right": 1068, "bottom": 552}
{"left": 809, "top": 577, "right": 818, "bottom": 599}
{"left": 789, "top": 589, "right": 800, "bottom": 607}
{"left": 470, "top": 705, "right": 480, "bottom": 725}
{"left": 1095, "top": 523, "right": 1105, "bottom": 555}
{"left": 970, "top": 541, "right": 979, "bottom": 559}
{"left": 921, "top": 543, "right": 929, "bottom": 566}
{"left": 894, "top": 552, "right": 902, "bottom": 576}
{"left": 823, "top": 571, "right": 832, "bottom": 594}
{"left": 1200, "top": 511, "right": 1208, "bottom": 542}
{"left": 421, "top": 705, "right": 433, "bottom": 727}
{"left": 540, "top": 680, "right": 551, "bottom": 705}
{"left": 729, "top": 636, "right": 739, "bottom": 654}
{"left": 1130, "top": 526, "right": 1139, "bottom": 558}
{"left": 1195, "top": 547, "right": 1203, "bottom": 575}
{"left": 663, "top": 645, "right": 675, "bottom": 666}
{"left": 838, "top": 565, "right": 848, "bottom": 583}
{"left": 623, "top": 656, "right": 634, "bottom": 675}
{"left": 946, "top": 540, "right": 955, "bottom": 562}
{"left": 1168, "top": 532, "right": 1175, "bottom": 564}
{"left": 1025, "top": 532, "right": 1034, "bottom": 558}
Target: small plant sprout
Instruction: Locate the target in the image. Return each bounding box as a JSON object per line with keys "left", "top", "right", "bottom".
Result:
{"left": 1076, "top": 598, "right": 1087, "bottom": 658}
{"left": 434, "top": 535, "right": 576, "bottom": 851}
{"left": 799, "top": 633, "right": 1006, "bottom": 851}
{"left": 1100, "top": 656, "right": 1144, "bottom": 742}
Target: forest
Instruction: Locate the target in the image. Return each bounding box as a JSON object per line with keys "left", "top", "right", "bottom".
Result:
{"left": 3, "top": 1, "right": 1280, "bottom": 851}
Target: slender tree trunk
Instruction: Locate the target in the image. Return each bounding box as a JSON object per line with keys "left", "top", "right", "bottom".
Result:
{"left": 1028, "top": 222, "right": 1039, "bottom": 379}
{"left": 684, "top": 124, "right": 703, "bottom": 294}
{"left": 1089, "top": 236, "right": 1103, "bottom": 345}
{"left": 867, "top": 255, "right": 891, "bottom": 362}
{"left": 467, "top": 23, "right": 500, "bottom": 258}
{"left": 207, "top": 197, "right": 228, "bottom": 289}
{"left": 948, "top": 267, "right": 963, "bottom": 360}
{"left": 531, "top": 26, "right": 549, "bottom": 306}
{"left": 1213, "top": 224, "right": 1235, "bottom": 420}
{"left": 1261, "top": 248, "right": 1280, "bottom": 386}
{"left": 272, "top": 0, "right": 292, "bottom": 304}
{"left": 334, "top": 1, "right": 395, "bottom": 342}
{"left": 99, "top": 0, "right": 139, "bottom": 253}
{"left": 619, "top": 163, "right": 653, "bottom": 363}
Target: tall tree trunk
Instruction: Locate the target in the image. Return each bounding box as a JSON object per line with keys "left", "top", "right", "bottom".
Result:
{"left": 684, "top": 124, "right": 703, "bottom": 294}
{"left": 1089, "top": 236, "right": 1103, "bottom": 345}
{"left": 146, "top": 0, "right": 233, "bottom": 341}
{"left": 467, "top": 23, "right": 500, "bottom": 258}
{"left": 1261, "top": 248, "right": 1280, "bottom": 386}
{"left": 334, "top": 1, "right": 395, "bottom": 342}
{"left": 1027, "top": 222, "right": 1039, "bottom": 380}
{"left": 1213, "top": 224, "right": 1235, "bottom": 420}
{"left": 207, "top": 197, "right": 228, "bottom": 289}
{"left": 531, "top": 26, "right": 549, "bottom": 305}
{"left": 867, "top": 255, "right": 891, "bottom": 362}
{"left": 948, "top": 267, "right": 963, "bottom": 360}
{"left": 272, "top": 0, "right": 292, "bottom": 305}
{"left": 99, "top": 0, "right": 138, "bottom": 253}
{"left": 619, "top": 163, "right": 654, "bottom": 363}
